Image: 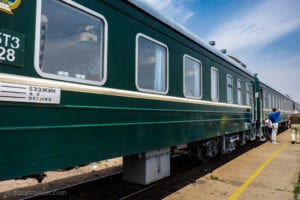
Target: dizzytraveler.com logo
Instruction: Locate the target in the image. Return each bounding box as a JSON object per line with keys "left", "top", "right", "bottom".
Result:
{"left": 0, "top": 0, "right": 21, "bottom": 15}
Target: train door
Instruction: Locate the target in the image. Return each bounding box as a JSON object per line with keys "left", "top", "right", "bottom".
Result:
{"left": 260, "top": 88, "right": 264, "bottom": 124}
{"left": 247, "top": 80, "right": 257, "bottom": 140}
{"left": 251, "top": 81, "right": 255, "bottom": 122}
{"left": 254, "top": 75, "right": 265, "bottom": 140}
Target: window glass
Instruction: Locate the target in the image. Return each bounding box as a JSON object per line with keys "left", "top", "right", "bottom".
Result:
{"left": 279, "top": 98, "right": 281, "bottom": 109}
{"left": 268, "top": 93, "right": 272, "bottom": 109}
{"left": 227, "top": 74, "right": 233, "bottom": 103}
{"left": 211, "top": 67, "right": 219, "bottom": 101}
{"left": 263, "top": 91, "right": 266, "bottom": 108}
{"left": 136, "top": 34, "right": 168, "bottom": 93}
{"left": 237, "top": 79, "right": 242, "bottom": 105}
{"left": 246, "top": 83, "right": 251, "bottom": 106}
{"left": 38, "top": 0, "right": 106, "bottom": 84}
{"left": 184, "top": 55, "right": 202, "bottom": 98}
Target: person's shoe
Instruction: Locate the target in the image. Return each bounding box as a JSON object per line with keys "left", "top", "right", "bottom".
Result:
{"left": 291, "top": 141, "right": 295, "bottom": 144}
{"left": 259, "top": 136, "right": 266, "bottom": 141}
{"left": 272, "top": 141, "right": 278, "bottom": 144}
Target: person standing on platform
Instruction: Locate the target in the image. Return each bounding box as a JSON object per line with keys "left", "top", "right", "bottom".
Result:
{"left": 269, "top": 108, "right": 280, "bottom": 144}
{"left": 264, "top": 118, "right": 272, "bottom": 140}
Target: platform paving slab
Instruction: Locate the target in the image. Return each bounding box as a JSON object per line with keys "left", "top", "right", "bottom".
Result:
{"left": 164, "top": 130, "right": 300, "bottom": 200}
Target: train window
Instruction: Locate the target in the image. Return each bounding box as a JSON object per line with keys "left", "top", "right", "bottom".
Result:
{"left": 284, "top": 100, "right": 287, "bottom": 111}
{"left": 35, "top": 0, "right": 107, "bottom": 85}
{"left": 211, "top": 67, "right": 219, "bottom": 101}
{"left": 226, "top": 74, "right": 233, "bottom": 103}
{"left": 263, "top": 91, "right": 267, "bottom": 108}
{"left": 246, "top": 83, "right": 251, "bottom": 106}
{"left": 268, "top": 94, "right": 271, "bottom": 109}
{"left": 237, "top": 79, "right": 242, "bottom": 105}
{"left": 136, "top": 34, "right": 168, "bottom": 94}
{"left": 279, "top": 98, "right": 282, "bottom": 109}
{"left": 183, "top": 55, "right": 202, "bottom": 99}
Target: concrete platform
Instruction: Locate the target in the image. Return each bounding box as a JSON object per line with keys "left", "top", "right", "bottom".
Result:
{"left": 164, "top": 130, "right": 300, "bottom": 200}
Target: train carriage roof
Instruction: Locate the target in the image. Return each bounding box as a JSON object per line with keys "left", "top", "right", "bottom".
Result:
{"left": 128, "top": 0, "right": 254, "bottom": 77}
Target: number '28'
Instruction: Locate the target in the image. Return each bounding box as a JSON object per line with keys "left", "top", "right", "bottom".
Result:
{"left": 0, "top": 47, "right": 15, "bottom": 62}
{"left": 0, "top": 33, "right": 20, "bottom": 63}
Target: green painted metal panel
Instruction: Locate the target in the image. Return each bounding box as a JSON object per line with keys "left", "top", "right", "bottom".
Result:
{"left": 0, "top": 92, "right": 251, "bottom": 180}
{"left": 0, "top": 0, "right": 255, "bottom": 180}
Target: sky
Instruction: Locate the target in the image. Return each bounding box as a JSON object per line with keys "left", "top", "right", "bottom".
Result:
{"left": 143, "top": 0, "right": 300, "bottom": 103}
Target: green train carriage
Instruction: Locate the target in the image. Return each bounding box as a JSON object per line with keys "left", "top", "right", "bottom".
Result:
{"left": 260, "top": 82, "right": 294, "bottom": 134}
{"left": 0, "top": 0, "right": 293, "bottom": 184}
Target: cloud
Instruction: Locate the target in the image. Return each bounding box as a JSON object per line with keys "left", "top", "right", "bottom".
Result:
{"left": 143, "top": 0, "right": 195, "bottom": 25}
{"left": 252, "top": 55, "right": 300, "bottom": 102}
{"left": 143, "top": 0, "right": 172, "bottom": 10}
{"left": 142, "top": 0, "right": 300, "bottom": 102}
{"left": 208, "top": 0, "right": 300, "bottom": 53}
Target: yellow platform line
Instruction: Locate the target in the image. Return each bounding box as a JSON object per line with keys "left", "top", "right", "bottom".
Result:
{"left": 229, "top": 142, "right": 289, "bottom": 200}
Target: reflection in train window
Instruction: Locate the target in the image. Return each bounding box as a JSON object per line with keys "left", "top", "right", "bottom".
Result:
{"left": 268, "top": 93, "right": 272, "bottom": 109}
{"left": 136, "top": 34, "right": 168, "bottom": 94}
{"left": 263, "top": 91, "right": 267, "bottom": 108}
{"left": 237, "top": 79, "right": 243, "bottom": 105}
{"left": 37, "top": 0, "right": 107, "bottom": 85}
{"left": 246, "top": 83, "right": 251, "bottom": 106}
{"left": 184, "top": 55, "right": 202, "bottom": 99}
{"left": 211, "top": 67, "right": 219, "bottom": 101}
{"left": 227, "top": 74, "right": 233, "bottom": 103}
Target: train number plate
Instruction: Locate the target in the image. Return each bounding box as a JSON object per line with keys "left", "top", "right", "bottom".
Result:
{"left": 0, "top": 28, "right": 25, "bottom": 67}
{"left": 0, "top": 82, "right": 61, "bottom": 104}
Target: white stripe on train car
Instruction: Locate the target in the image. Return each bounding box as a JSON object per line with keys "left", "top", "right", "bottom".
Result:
{"left": 0, "top": 73, "right": 251, "bottom": 109}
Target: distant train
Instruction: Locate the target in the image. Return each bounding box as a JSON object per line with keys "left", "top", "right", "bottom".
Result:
{"left": 0, "top": 0, "right": 298, "bottom": 185}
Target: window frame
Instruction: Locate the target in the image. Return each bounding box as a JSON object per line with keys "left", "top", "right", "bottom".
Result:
{"left": 245, "top": 83, "right": 251, "bottom": 106}
{"left": 237, "top": 79, "right": 243, "bottom": 105}
{"left": 135, "top": 33, "right": 169, "bottom": 94}
{"left": 226, "top": 74, "right": 233, "bottom": 103}
{"left": 210, "top": 67, "right": 219, "bottom": 102}
{"left": 183, "top": 54, "right": 203, "bottom": 99}
{"left": 34, "top": 0, "right": 108, "bottom": 86}
{"left": 263, "top": 91, "right": 267, "bottom": 109}
{"left": 268, "top": 92, "right": 272, "bottom": 109}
